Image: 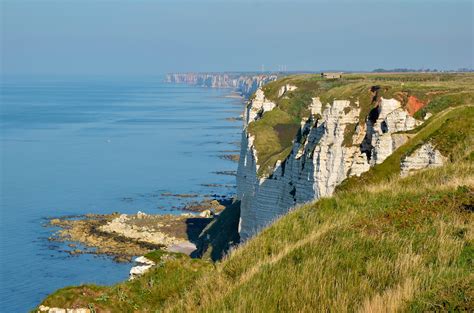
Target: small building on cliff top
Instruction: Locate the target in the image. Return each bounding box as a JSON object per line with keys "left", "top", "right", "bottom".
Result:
{"left": 321, "top": 72, "right": 343, "bottom": 79}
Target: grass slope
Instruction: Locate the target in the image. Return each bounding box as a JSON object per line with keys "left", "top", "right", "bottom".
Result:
{"left": 38, "top": 252, "right": 212, "bottom": 312}
{"left": 162, "top": 160, "right": 473, "bottom": 312}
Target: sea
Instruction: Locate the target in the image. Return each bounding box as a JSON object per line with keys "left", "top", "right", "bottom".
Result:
{"left": 0, "top": 76, "right": 242, "bottom": 312}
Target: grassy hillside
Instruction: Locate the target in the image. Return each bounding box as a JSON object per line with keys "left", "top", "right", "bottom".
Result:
{"left": 248, "top": 73, "right": 474, "bottom": 177}
{"left": 38, "top": 106, "right": 473, "bottom": 312}
{"left": 165, "top": 163, "right": 473, "bottom": 312}
{"left": 38, "top": 251, "right": 212, "bottom": 312}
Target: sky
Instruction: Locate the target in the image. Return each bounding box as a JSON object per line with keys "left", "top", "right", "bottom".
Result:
{"left": 1, "top": 0, "right": 473, "bottom": 76}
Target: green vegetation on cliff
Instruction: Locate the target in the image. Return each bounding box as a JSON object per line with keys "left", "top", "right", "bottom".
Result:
{"left": 38, "top": 252, "right": 212, "bottom": 312}
{"left": 248, "top": 73, "right": 474, "bottom": 177}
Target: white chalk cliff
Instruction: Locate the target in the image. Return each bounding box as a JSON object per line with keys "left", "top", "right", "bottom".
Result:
{"left": 400, "top": 143, "right": 446, "bottom": 177}
{"left": 165, "top": 73, "right": 279, "bottom": 98}
{"left": 237, "top": 88, "right": 425, "bottom": 240}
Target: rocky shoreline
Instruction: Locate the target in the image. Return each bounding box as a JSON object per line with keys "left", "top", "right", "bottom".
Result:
{"left": 47, "top": 197, "right": 228, "bottom": 262}
{"left": 37, "top": 85, "right": 244, "bottom": 312}
{"left": 44, "top": 84, "right": 243, "bottom": 264}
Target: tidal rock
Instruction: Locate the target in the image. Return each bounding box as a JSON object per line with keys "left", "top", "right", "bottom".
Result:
{"left": 199, "top": 210, "right": 212, "bottom": 218}
{"left": 136, "top": 211, "right": 147, "bottom": 219}
{"left": 99, "top": 214, "right": 179, "bottom": 246}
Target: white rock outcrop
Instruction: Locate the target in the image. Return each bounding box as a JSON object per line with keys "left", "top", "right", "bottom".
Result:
{"left": 400, "top": 143, "right": 445, "bottom": 177}
{"left": 369, "top": 98, "right": 422, "bottom": 165}
{"left": 246, "top": 89, "right": 276, "bottom": 123}
{"left": 37, "top": 306, "right": 90, "bottom": 313}
{"left": 237, "top": 89, "right": 423, "bottom": 240}
{"left": 310, "top": 97, "right": 323, "bottom": 116}
{"left": 129, "top": 256, "right": 155, "bottom": 280}
{"left": 278, "top": 84, "right": 298, "bottom": 97}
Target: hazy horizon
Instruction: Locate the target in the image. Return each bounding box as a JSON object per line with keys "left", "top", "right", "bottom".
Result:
{"left": 2, "top": 0, "right": 473, "bottom": 76}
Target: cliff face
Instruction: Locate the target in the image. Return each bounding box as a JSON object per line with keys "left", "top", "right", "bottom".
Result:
{"left": 237, "top": 81, "right": 436, "bottom": 240}
{"left": 165, "top": 73, "right": 278, "bottom": 98}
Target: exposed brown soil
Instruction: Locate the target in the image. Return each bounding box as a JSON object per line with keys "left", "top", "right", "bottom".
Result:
{"left": 406, "top": 95, "right": 428, "bottom": 116}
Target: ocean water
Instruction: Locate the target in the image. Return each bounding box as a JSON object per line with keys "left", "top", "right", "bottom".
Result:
{"left": 0, "top": 76, "right": 241, "bottom": 312}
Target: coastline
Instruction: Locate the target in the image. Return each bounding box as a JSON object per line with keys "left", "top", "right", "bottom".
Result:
{"left": 47, "top": 191, "right": 231, "bottom": 262}
{"left": 43, "top": 87, "right": 245, "bottom": 264}
{"left": 30, "top": 80, "right": 246, "bottom": 312}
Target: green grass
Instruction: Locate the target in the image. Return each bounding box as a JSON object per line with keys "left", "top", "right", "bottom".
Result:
{"left": 248, "top": 73, "right": 474, "bottom": 178}
{"left": 162, "top": 159, "right": 473, "bottom": 312}
{"left": 37, "top": 252, "right": 212, "bottom": 312}
{"left": 143, "top": 249, "right": 168, "bottom": 263}
{"left": 343, "top": 122, "right": 358, "bottom": 147}
{"left": 247, "top": 108, "right": 300, "bottom": 176}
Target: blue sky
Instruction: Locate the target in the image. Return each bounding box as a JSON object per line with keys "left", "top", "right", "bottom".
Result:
{"left": 1, "top": 0, "right": 472, "bottom": 75}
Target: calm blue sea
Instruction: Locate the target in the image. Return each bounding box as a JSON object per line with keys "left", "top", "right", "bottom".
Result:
{"left": 0, "top": 76, "right": 241, "bottom": 312}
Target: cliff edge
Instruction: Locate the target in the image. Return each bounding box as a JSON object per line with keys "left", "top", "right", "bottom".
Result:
{"left": 237, "top": 73, "right": 474, "bottom": 239}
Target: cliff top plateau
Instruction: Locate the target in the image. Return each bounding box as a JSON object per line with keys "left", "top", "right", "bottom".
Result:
{"left": 247, "top": 73, "right": 474, "bottom": 177}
